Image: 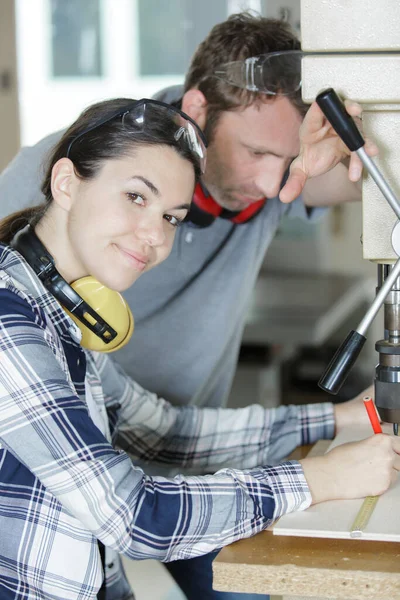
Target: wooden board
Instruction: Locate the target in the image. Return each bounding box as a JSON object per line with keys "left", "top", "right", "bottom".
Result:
{"left": 273, "top": 424, "right": 400, "bottom": 542}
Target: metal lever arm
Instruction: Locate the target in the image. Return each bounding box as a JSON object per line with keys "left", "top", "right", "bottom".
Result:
{"left": 319, "top": 257, "right": 400, "bottom": 393}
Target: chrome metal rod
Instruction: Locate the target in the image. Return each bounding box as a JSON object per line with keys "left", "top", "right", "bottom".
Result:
{"left": 356, "top": 257, "right": 400, "bottom": 336}
{"left": 357, "top": 147, "right": 400, "bottom": 220}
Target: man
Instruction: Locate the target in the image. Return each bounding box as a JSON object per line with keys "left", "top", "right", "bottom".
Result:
{"left": 0, "top": 12, "right": 375, "bottom": 600}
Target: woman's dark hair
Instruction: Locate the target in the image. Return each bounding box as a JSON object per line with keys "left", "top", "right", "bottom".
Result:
{"left": 184, "top": 12, "right": 307, "bottom": 142}
{"left": 0, "top": 98, "right": 202, "bottom": 243}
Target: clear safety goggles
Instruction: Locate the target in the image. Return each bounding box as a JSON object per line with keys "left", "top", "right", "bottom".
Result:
{"left": 66, "top": 98, "right": 207, "bottom": 173}
{"left": 214, "top": 50, "right": 303, "bottom": 96}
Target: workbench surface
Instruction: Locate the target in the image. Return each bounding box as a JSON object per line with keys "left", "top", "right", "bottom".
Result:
{"left": 213, "top": 441, "right": 400, "bottom": 599}
{"left": 213, "top": 530, "right": 400, "bottom": 599}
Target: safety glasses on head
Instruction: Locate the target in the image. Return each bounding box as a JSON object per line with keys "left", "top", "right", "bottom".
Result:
{"left": 66, "top": 98, "right": 207, "bottom": 173}
{"left": 214, "top": 50, "right": 303, "bottom": 96}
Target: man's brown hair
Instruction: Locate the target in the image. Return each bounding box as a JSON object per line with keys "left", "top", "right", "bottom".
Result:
{"left": 184, "top": 12, "right": 307, "bottom": 140}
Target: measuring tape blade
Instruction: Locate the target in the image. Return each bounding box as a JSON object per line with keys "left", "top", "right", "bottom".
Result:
{"left": 350, "top": 495, "right": 379, "bottom": 538}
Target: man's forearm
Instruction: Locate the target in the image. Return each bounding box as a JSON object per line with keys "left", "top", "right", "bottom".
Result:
{"left": 303, "top": 160, "right": 362, "bottom": 207}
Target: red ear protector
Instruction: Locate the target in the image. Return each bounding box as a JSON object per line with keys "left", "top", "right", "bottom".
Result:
{"left": 11, "top": 226, "right": 133, "bottom": 352}
{"left": 185, "top": 183, "right": 266, "bottom": 227}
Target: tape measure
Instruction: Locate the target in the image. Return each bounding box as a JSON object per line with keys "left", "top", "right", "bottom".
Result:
{"left": 350, "top": 495, "right": 379, "bottom": 538}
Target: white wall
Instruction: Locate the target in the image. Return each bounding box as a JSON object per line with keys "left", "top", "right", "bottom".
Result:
{"left": 0, "top": 0, "right": 20, "bottom": 170}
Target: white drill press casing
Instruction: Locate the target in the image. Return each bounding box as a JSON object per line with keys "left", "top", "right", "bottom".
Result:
{"left": 300, "top": 0, "right": 400, "bottom": 262}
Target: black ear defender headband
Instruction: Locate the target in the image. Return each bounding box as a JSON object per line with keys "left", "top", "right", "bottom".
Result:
{"left": 11, "top": 226, "right": 134, "bottom": 352}
{"left": 185, "top": 183, "right": 266, "bottom": 227}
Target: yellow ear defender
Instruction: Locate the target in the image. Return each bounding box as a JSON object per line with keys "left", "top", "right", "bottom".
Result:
{"left": 67, "top": 277, "right": 134, "bottom": 353}
{"left": 11, "top": 226, "right": 134, "bottom": 354}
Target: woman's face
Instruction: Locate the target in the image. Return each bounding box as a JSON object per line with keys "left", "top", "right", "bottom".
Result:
{"left": 63, "top": 144, "right": 194, "bottom": 291}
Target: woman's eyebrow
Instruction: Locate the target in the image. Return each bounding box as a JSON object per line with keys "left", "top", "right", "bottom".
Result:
{"left": 128, "top": 176, "right": 190, "bottom": 211}
{"left": 129, "top": 175, "right": 159, "bottom": 196}
{"left": 175, "top": 203, "right": 191, "bottom": 211}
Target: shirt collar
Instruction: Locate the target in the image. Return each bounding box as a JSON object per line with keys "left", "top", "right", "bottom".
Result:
{"left": 0, "top": 243, "right": 82, "bottom": 344}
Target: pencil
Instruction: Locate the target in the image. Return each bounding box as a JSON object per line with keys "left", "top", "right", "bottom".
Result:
{"left": 363, "top": 395, "right": 382, "bottom": 434}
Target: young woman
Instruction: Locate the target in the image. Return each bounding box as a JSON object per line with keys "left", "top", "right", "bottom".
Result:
{"left": 0, "top": 97, "right": 399, "bottom": 600}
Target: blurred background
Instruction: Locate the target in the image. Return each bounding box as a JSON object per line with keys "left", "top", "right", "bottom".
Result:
{"left": 0, "top": 1, "right": 381, "bottom": 597}
{"left": 2, "top": 0, "right": 300, "bottom": 150}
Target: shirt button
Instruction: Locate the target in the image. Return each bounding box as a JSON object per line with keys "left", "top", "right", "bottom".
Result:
{"left": 185, "top": 231, "right": 193, "bottom": 244}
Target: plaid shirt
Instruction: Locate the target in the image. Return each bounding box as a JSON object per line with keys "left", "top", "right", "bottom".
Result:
{"left": 0, "top": 244, "right": 335, "bottom": 600}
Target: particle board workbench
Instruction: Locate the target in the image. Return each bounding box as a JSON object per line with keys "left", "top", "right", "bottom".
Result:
{"left": 212, "top": 442, "right": 400, "bottom": 599}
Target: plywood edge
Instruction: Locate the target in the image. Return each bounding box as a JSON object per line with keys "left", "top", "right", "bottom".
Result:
{"left": 213, "top": 561, "right": 400, "bottom": 599}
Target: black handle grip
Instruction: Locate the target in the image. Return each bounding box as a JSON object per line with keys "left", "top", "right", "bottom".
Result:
{"left": 318, "top": 330, "right": 366, "bottom": 394}
{"left": 316, "top": 88, "right": 365, "bottom": 152}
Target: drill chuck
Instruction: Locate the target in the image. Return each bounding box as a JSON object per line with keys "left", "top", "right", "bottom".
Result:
{"left": 375, "top": 340, "right": 400, "bottom": 423}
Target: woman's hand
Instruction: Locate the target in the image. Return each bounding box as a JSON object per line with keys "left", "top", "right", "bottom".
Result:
{"left": 299, "top": 433, "right": 400, "bottom": 505}
{"left": 279, "top": 99, "right": 379, "bottom": 204}
{"left": 334, "top": 385, "right": 375, "bottom": 434}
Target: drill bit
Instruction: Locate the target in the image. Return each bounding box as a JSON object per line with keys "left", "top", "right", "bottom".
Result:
{"left": 394, "top": 423, "right": 399, "bottom": 436}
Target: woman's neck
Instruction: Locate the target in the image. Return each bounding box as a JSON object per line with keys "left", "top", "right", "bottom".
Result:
{"left": 35, "top": 206, "right": 87, "bottom": 284}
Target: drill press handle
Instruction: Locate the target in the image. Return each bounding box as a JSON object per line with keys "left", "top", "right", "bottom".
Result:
{"left": 316, "top": 88, "right": 365, "bottom": 151}
{"left": 317, "top": 88, "right": 400, "bottom": 219}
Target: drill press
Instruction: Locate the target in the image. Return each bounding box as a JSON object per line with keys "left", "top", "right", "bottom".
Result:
{"left": 315, "top": 88, "right": 400, "bottom": 435}
{"left": 299, "top": 0, "right": 400, "bottom": 434}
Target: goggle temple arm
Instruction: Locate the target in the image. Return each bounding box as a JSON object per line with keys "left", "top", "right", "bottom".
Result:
{"left": 245, "top": 57, "right": 258, "bottom": 92}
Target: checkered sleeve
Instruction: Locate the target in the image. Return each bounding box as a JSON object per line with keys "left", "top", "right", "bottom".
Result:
{"left": 97, "top": 354, "right": 335, "bottom": 470}
{"left": 0, "top": 289, "right": 312, "bottom": 562}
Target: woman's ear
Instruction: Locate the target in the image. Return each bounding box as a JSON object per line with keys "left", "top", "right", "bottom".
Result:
{"left": 50, "top": 158, "right": 76, "bottom": 211}
{"left": 181, "top": 89, "right": 208, "bottom": 131}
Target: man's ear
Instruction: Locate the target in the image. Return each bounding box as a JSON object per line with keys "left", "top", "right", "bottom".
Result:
{"left": 181, "top": 89, "right": 208, "bottom": 131}
{"left": 50, "top": 158, "right": 76, "bottom": 211}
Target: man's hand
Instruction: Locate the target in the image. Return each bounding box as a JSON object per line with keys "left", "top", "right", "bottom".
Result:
{"left": 279, "top": 99, "right": 378, "bottom": 205}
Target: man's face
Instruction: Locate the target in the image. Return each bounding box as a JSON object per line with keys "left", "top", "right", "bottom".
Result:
{"left": 202, "top": 96, "right": 303, "bottom": 211}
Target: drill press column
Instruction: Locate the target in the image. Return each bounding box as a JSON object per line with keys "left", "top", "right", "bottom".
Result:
{"left": 299, "top": 0, "right": 400, "bottom": 429}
